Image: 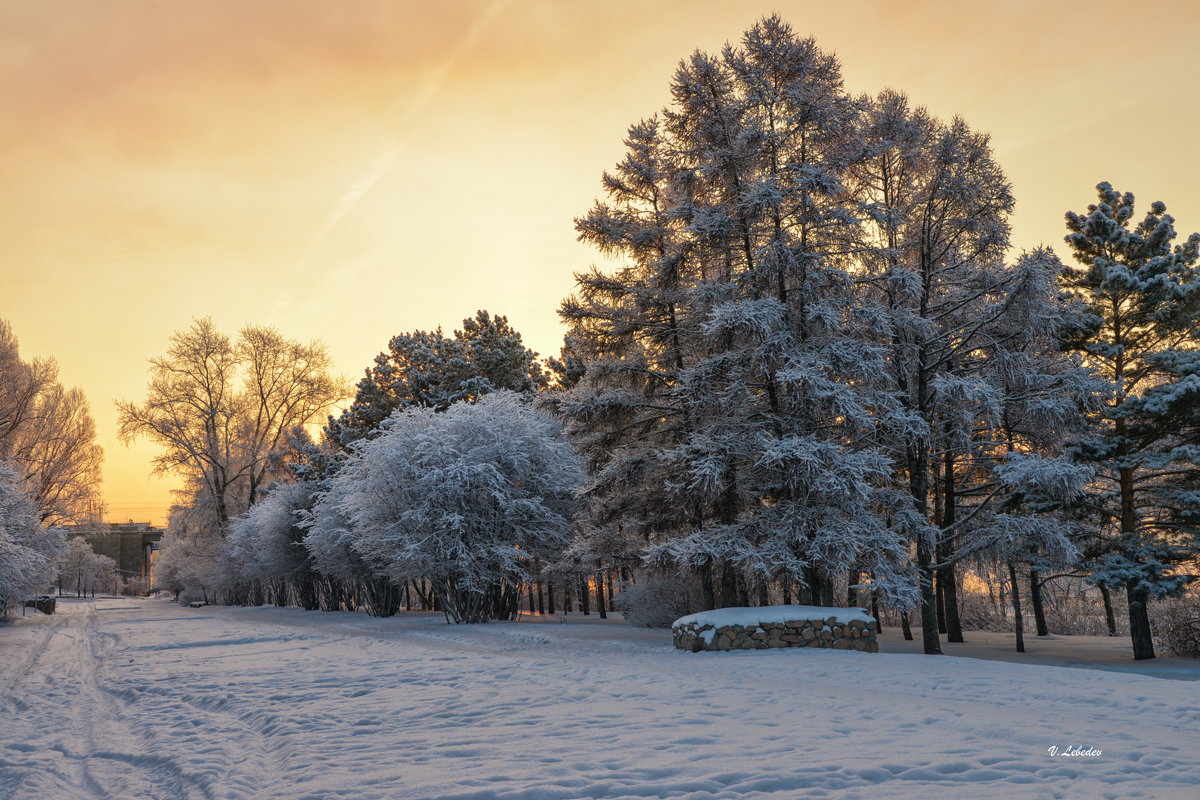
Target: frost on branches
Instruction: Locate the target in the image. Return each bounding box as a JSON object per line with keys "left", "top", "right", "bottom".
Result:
{"left": 1061, "top": 182, "right": 1200, "bottom": 659}
{"left": 560, "top": 16, "right": 916, "bottom": 612}
{"left": 326, "top": 311, "right": 549, "bottom": 447}
{"left": 305, "top": 393, "right": 582, "bottom": 623}
{"left": 560, "top": 17, "right": 1098, "bottom": 637}
{"left": 0, "top": 461, "right": 65, "bottom": 615}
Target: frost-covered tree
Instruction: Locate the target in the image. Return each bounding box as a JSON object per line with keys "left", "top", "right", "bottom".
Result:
{"left": 1061, "top": 182, "right": 1200, "bottom": 659}
{"left": 327, "top": 310, "right": 549, "bottom": 446}
{"left": 227, "top": 480, "right": 324, "bottom": 608}
{"left": 0, "top": 319, "right": 104, "bottom": 525}
{"left": 0, "top": 460, "right": 65, "bottom": 615}
{"left": 562, "top": 16, "right": 917, "bottom": 611}
{"left": 117, "top": 318, "right": 348, "bottom": 534}
{"left": 853, "top": 92, "right": 1102, "bottom": 653}
{"left": 307, "top": 392, "right": 582, "bottom": 623}
{"left": 155, "top": 489, "right": 231, "bottom": 603}
{"left": 56, "top": 536, "right": 119, "bottom": 598}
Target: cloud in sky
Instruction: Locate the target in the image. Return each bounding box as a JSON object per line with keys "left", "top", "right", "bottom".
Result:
{"left": 314, "top": 1, "right": 509, "bottom": 244}
{"left": 1, "top": 0, "right": 1197, "bottom": 522}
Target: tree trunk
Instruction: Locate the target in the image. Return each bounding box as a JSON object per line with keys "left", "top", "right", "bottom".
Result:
{"left": 907, "top": 441, "right": 941, "bottom": 655}
{"left": 900, "top": 609, "right": 913, "bottom": 641}
{"left": 916, "top": 541, "right": 942, "bottom": 654}
{"left": 1029, "top": 567, "right": 1049, "bottom": 637}
{"left": 1127, "top": 580, "right": 1155, "bottom": 660}
{"left": 1098, "top": 581, "right": 1116, "bottom": 636}
{"left": 700, "top": 560, "right": 716, "bottom": 611}
{"left": 936, "top": 570, "right": 947, "bottom": 634}
{"left": 579, "top": 576, "right": 590, "bottom": 615}
{"left": 1008, "top": 560, "right": 1025, "bottom": 653}
{"left": 595, "top": 570, "right": 607, "bottom": 620}
{"left": 720, "top": 561, "right": 739, "bottom": 608}
{"left": 940, "top": 563, "right": 963, "bottom": 642}
{"left": 939, "top": 445, "right": 963, "bottom": 642}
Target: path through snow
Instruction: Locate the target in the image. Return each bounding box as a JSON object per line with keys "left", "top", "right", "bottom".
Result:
{"left": 2, "top": 596, "right": 1198, "bottom": 799}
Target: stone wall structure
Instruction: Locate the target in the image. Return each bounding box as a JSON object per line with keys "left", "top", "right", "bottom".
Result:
{"left": 672, "top": 606, "right": 879, "bottom": 653}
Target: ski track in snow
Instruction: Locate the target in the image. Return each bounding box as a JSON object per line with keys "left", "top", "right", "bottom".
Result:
{"left": 2, "top": 597, "right": 1198, "bottom": 800}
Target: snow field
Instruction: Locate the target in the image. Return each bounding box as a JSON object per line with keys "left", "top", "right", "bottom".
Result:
{"left": 2, "top": 596, "right": 1198, "bottom": 800}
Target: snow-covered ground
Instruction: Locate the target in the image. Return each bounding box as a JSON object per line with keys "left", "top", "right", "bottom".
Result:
{"left": 2, "top": 597, "right": 1197, "bottom": 800}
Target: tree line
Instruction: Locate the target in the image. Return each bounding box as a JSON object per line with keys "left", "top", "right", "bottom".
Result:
{"left": 81, "top": 17, "right": 1200, "bottom": 660}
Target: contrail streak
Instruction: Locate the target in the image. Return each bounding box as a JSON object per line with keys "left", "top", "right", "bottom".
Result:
{"left": 308, "top": 0, "right": 509, "bottom": 249}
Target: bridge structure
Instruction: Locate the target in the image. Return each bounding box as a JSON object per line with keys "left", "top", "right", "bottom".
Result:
{"left": 83, "top": 522, "right": 163, "bottom": 587}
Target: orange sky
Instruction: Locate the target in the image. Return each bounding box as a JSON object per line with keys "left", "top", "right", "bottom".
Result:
{"left": 2, "top": 0, "right": 1198, "bottom": 526}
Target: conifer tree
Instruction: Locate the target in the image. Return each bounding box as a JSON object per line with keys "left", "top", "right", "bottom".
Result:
{"left": 855, "top": 93, "right": 1093, "bottom": 654}
{"left": 327, "top": 310, "right": 547, "bottom": 446}
{"left": 1061, "top": 182, "right": 1200, "bottom": 659}
{"left": 562, "top": 16, "right": 916, "bottom": 609}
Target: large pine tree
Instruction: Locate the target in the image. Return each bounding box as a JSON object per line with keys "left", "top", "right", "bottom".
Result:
{"left": 1061, "top": 182, "right": 1200, "bottom": 659}
{"left": 327, "top": 310, "right": 548, "bottom": 446}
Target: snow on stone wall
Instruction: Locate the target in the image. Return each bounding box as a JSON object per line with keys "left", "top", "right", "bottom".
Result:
{"left": 672, "top": 606, "right": 879, "bottom": 653}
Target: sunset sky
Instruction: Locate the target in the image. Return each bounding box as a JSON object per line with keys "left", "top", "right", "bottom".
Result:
{"left": 2, "top": 0, "right": 1197, "bottom": 526}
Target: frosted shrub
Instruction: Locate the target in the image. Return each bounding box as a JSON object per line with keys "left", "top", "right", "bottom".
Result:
{"left": 308, "top": 392, "right": 582, "bottom": 623}
{"left": 618, "top": 571, "right": 706, "bottom": 628}
{"left": 955, "top": 592, "right": 1008, "bottom": 633}
{"left": 1046, "top": 602, "right": 1122, "bottom": 637}
{"left": 122, "top": 577, "right": 150, "bottom": 596}
{"left": 1153, "top": 597, "right": 1200, "bottom": 658}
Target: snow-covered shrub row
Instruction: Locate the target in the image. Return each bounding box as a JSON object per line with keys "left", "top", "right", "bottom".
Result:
{"left": 222, "top": 393, "right": 584, "bottom": 623}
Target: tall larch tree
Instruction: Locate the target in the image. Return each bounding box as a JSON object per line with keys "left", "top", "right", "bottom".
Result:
{"left": 562, "top": 16, "right": 916, "bottom": 610}
{"left": 855, "top": 92, "right": 1093, "bottom": 654}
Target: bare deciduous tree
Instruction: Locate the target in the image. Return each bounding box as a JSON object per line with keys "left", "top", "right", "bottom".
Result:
{"left": 117, "top": 317, "right": 349, "bottom": 532}
{"left": 0, "top": 319, "right": 104, "bottom": 525}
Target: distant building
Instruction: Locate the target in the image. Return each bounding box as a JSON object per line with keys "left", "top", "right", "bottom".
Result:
{"left": 82, "top": 522, "right": 163, "bottom": 587}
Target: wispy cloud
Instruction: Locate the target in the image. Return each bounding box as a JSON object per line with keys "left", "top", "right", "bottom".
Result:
{"left": 320, "top": 145, "right": 405, "bottom": 237}
{"left": 305, "top": 0, "right": 509, "bottom": 257}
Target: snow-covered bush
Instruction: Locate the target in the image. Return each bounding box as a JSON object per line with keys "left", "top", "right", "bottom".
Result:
{"left": 306, "top": 392, "right": 583, "bottom": 623}
{"left": 228, "top": 480, "right": 322, "bottom": 608}
{"left": 0, "top": 461, "right": 65, "bottom": 616}
{"left": 154, "top": 499, "right": 228, "bottom": 603}
{"left": 122, "top": 576, "right": 150, "bottom": 596}
{"left": 1153, "top": 596, "right": 1200, "bottom": 658}
{"left": 618, "top": 571, "right": 707, "bottom": 628}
